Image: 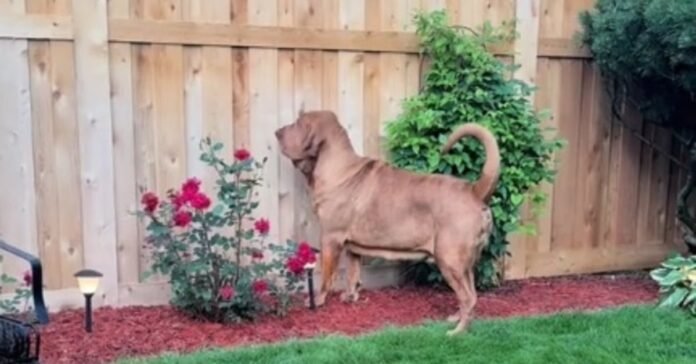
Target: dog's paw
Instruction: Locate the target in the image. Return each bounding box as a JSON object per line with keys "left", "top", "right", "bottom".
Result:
{"left": 446, "top": 313, "right": 459, "bottom": 323}
{"left": 340, "top": 291, "right": 360, "bottom": 303}
{"left": 446, "top": 328, "right": 462, "bottom": 337}
{"left": 446, "top": 318, "right": 470, "bottom": 336}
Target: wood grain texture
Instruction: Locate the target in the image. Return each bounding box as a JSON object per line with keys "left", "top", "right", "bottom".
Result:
{"left": 249, "top": 0, "right": 281, "bottom": 244}
{"left": 506, "top": 0, "right": 540, "bottom": 278}
{"left": 26, "top": 0, "right": 60, "bottom": 288}
{"left": 184, "top": 0, "right": 233, "bottom": 192}
{"left": 550, "top": 60, "right": 583, "bottom": 251}
{"left": 45, "top": 0, "right": 84, "bottom": 290}
{"left": 362, "top": 0, "right": 381, "bottom": 159}
{"left": 71, "top": 0, "right": 119, "bottom": 303}
{"left": 292, "top": 0, "right": 322, "bottom": 246}
{"left": 571, "top": 62, "right": 604, "bottom": 249}
{"left": 0, "top": 0, "right": 39, "bottom": 283}
{"left": 29, "top": 36, "right": 61, "bottom": 289}
{"left": 110, "top": 0, "right": 139, "bottom": 285}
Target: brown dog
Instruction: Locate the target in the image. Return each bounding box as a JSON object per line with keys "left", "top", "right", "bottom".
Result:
{"left": 274, "top": 110, "right": 500, "bottom": 335}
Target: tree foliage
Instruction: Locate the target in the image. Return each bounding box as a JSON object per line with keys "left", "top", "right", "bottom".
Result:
{"left": 579, "top": 0, "right": 696, "bottom": 129}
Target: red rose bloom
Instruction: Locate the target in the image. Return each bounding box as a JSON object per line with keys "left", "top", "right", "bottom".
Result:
{"left": 234, "top": 148, "right": 251, "bottom": 161}
{"left": 219, "top": 284, "right": 235, "bottom": 301}
{"left": 168, "top": 190, "right": 186, "bottom": 211}
{"left": 189, "top": 192, "right": 211, "bottom": 210}
{"left": 251, "top": 249, "right": 264, "bottom": 260}
{"left": 286, "top": 257, "right": 305, "bottom": 275}
{"left": 141, "top": 192, "right": 159, "bottom": 214}
{"left": 23, "top": 270, "right": 32, "bottom": 286}
{"left": 181, "top": 178, "right": 201, "bottom": 196}
{"left": 254, "top": 218, "right": 270, "bottom": 235}
{"left": 252, "top": 280, "right": 268, "bottom": 295}
{"left": 173, "top": 211, "right": 192, "bottom": 227}
{"left": 297, "top": 242, "right": 316, "bottom": 264}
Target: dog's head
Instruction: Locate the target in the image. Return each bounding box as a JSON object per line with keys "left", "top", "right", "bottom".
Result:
{"left": 274, "top": 110, "right": 351, "bottom": 174}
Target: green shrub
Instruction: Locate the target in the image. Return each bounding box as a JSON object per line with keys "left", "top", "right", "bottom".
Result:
{"left": 137, "top": 139, "right": 315, "bottom": 322}
{"left": 386, "top": 11, "right": 563, "bottom": 289}
{"left": 650, "top": 254, "right": 696, "bottom": 316}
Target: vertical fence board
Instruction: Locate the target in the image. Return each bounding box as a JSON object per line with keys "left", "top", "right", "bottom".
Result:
{"left": 109, "top": 0, "right": 139, "bottom": 285}
{"left": 231, "top": 0, "right": 250, "bottom": 151}
{"left": 0, "top": 0, "right": 39, "bottom": 282}
{"left": 179, "top": 0, "right": 231, "bottom": 187}
{"left": 131, "top": 0, "right": 158, "bottom": 279}
{"left": 29, "top": 37, "right": 62, "bottom": 289}
{"left": 71, "top": 0, "right": 119, "bottom": 304}
{"left": 362, "top": 0, "right": 381, "bottom": 158}
{"left": 571, "top": 62, "right": 603, "bottom": 249}
{"left": 506, "top": 0, "right": 540, "bottom": 278}
{"left": 532, "top": 58, "right": 560, "bottom": 254}
{"left": 337, "top": 0, "right": 364, "bottom": 155}
{"left": 613, "top": 103, "right": 643, "bottom": 246}
{"left": 378, "top": 0, "right": 408, "bottom": 159}
{"left": 277, "top": 0, "right": 296, "bottom": 244}
{"left": 293, "top": 0, "right": 322, "bottom": 246}
{"left": 550, "top": 60, "right": 583, "bottom": 251}
{"left": 26, "top": 0, "right": 62, "bottom": 290}
{"left": 646, "top": 128, "right": 672, "bottom": 245}
{"left": 248, "top": 0, "right": 281, "bottom": 244}
{"left": 47, "top": 0, "right": 84, "bottom": 289}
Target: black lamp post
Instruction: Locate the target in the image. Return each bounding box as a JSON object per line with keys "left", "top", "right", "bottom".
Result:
{"left": 74, "top": 269, "right": 103, "bottom": 333}
{"left": 305, "top": 261, "right": 316, "bottom": 310}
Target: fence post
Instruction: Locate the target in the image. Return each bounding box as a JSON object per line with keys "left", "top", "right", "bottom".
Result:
{"left": 71, "top": 0, "right": 120, "bottom": 306}
{"left": 505, "top": 0, "right": 541, "bottom": 280}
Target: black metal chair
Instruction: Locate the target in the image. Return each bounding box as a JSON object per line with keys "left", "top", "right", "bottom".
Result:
{"left": 0, "top": 240, "right": 49, "bottom": 364}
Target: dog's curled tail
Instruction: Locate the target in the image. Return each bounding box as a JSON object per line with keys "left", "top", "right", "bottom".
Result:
{"left": 441, "top": 123, "right": 501, "bottom": 202}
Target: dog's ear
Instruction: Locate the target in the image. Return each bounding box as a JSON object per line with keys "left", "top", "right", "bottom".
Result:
{"left": 301, "top": 122, "right": 324, "bottom": 158}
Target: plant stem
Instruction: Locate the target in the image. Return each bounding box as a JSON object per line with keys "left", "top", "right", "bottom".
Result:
{"left": 234, "top": 169, "right": 244, "bottom": 285}
{"left": 198, "top": 216, "right": 219, "bottom": 290}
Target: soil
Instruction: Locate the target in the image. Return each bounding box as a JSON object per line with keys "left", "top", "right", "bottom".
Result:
{"left": 39, "top": 272, "right": 658, "bottom": 364}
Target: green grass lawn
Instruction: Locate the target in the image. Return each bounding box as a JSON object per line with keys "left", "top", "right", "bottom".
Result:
{"left": 120, "top": 306, "right": 695, "bottom": 364}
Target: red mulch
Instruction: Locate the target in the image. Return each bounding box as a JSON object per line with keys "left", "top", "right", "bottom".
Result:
{"left": 39, "top": 272, "right": 658, "bottom": 364}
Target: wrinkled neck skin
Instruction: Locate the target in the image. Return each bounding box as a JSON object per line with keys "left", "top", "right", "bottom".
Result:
{"left": 305, "top": 140, "right": 363, "bottom": 207}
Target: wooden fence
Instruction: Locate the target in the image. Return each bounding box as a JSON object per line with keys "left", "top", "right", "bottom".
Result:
{"left": 0, "top": 0, "right": 686, "bottom": 310}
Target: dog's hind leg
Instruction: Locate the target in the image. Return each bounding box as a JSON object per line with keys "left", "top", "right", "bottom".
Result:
{"left": 460, "top": 266, "right": 477, "bottom": 326}
{"left": 315, "top": 239, "right": 343, "bottom": 307}
{"left": 436, "top": 250, "right": 474, "bottom": 336}
{"left": 341, "top": 251, "right": 362, "bottom": 303}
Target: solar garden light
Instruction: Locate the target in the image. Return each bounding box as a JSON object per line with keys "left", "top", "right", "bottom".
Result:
{"left": 305, "top": 261, "right": 316, "bottom": 310}
{"left": 74, "top": 269, "right": 102, "bottom": 333}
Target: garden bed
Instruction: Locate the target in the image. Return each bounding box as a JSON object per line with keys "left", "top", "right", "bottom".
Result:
{"left": 41, "top": 272, "right": 658, "bottom": 363}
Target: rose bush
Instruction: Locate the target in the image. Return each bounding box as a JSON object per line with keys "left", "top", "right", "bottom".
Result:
{"left": 138, "top": 138, "right": 316, "bottom": 322}
{"left": 0, "top": 261, "right": 33, "bottom": 318}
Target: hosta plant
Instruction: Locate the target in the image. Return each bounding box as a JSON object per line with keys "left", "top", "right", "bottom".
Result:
{"left": 138, "top": 138, "right": 316, "bottom": 322}
{"left": 650, "top": 254, "right": 696, "bottom": 316}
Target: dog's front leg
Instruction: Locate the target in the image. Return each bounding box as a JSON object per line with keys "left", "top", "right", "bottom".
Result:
{"left": 341, "top": 251, "right": 361, "bottom": 303}
{"left": 315, "top": 238, "right": 342, "bottom": 307}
